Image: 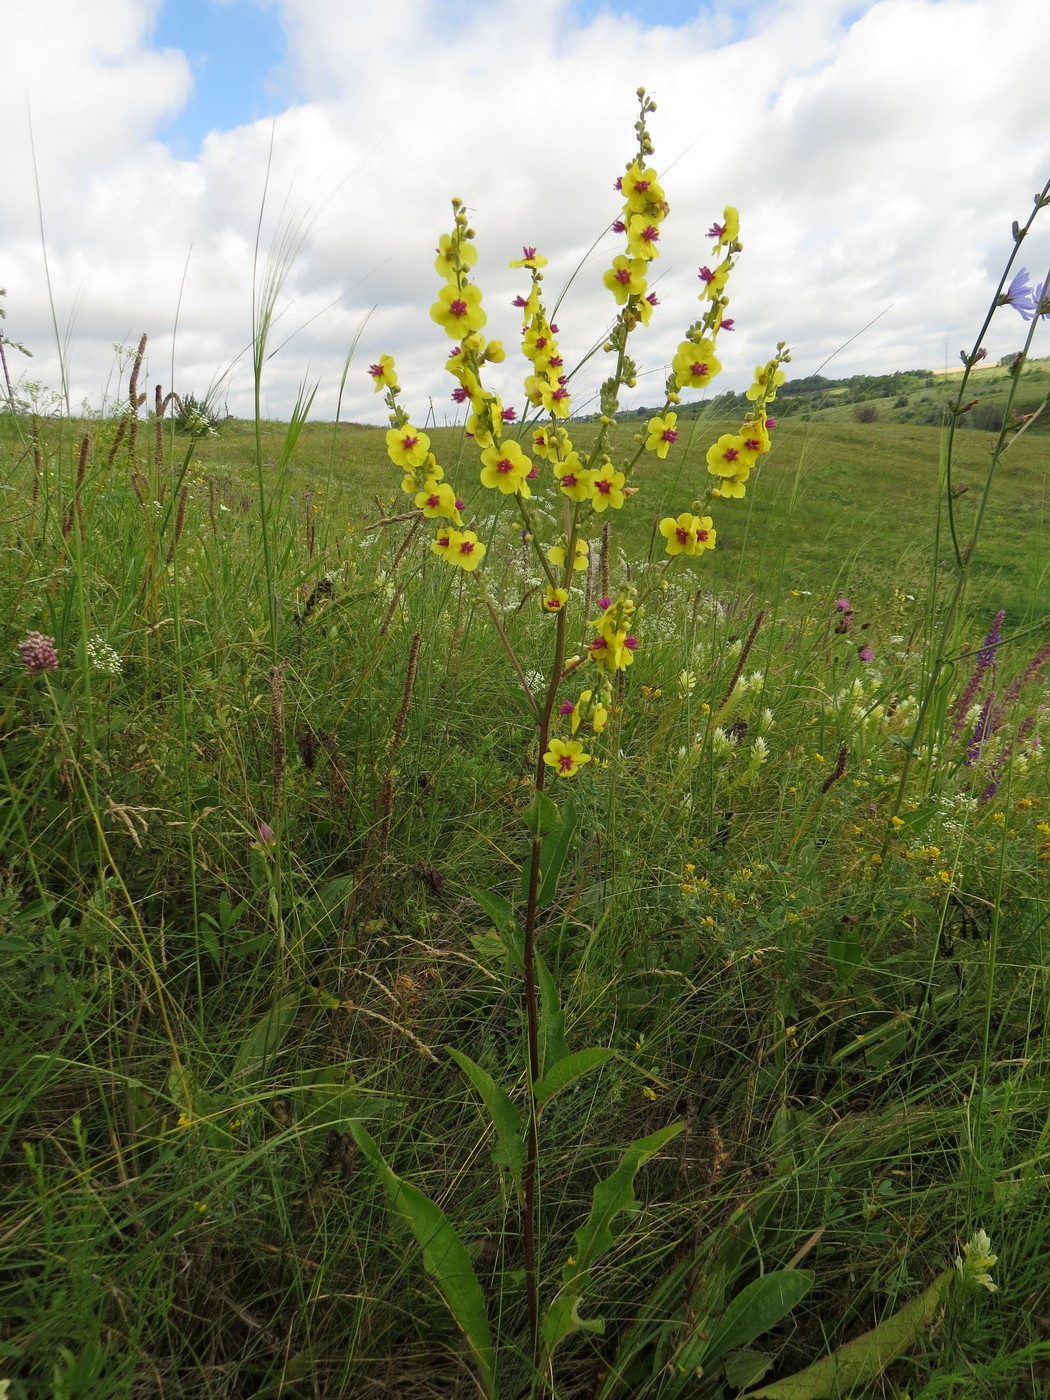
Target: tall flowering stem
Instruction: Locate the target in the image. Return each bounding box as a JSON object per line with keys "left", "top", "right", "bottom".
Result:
{"left": 368, "top": 91, "right": 787, "bottom": 1383}
{"left": 886, "top": 178, "right": 1050, "bottom": 841}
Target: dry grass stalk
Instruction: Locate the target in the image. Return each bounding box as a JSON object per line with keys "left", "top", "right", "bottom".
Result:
{"left": 126, "top": 333, "right": 147, "bottom": 461}
{"left": 166, "top": 484, "right": 189, "bottom": 565}
{"left": 714, "top": 609, "right": 765, "bottom": 716}
{"left": 378, "top": 583, "right": 404, "bottom": 637}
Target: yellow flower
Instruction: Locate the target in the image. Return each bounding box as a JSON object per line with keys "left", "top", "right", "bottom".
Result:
{"left": 543, "top": 738, "right": 592, "bottom": 777}
{"left": 402, "top": 455, "right": 441, "bottom": 494}
{"left": 509, "top": 246, "right": 548, "bottom": 269}
{"left": 386, "top": 426, "right": 431, "bottom": 470}
{"left": 621, "top": 161, "right": 665, "bottom": 214}
{"left": 570, "top": 689, "right": 608, "bottom": 735}
{"left": 673, "top": 340, "right": 721, "bottom": 391}
{"left": 706, "top": 433, "right": 748, "bottom": 479}
{"left": 554, "top": 454, "right": 595, "bottom": 502}
{"left": 414, "top": 481, "right": 461, "bottom": 521}
{"left": 658, "top": 512, "right": 715, "bottom": 557}
{"left": 746, "top": 360, "right": 786, "bottom": 403}
{"left": 430, "top": 283, "right": 487, "bottom": 338}
{"left": 626, "top": 214, "right": 661, "bottom": 261}
{"left": 548, "top": 538, "right": 589, "bottom": 571}
{"left": 447, "top": 529, "right": 486, "bottom": 571}
{"left": 479, "top": 439, "right": 533, "bottom": 495}
{"left": 368, "top": 352, "right": 399, "bottom": 393}
{"left": 709, "top": 206, "right": 740, "bottom": 250}
{"left": 536, "top": 376, "right": 572, "bottom": 418}
{"left": 603, "top": 255, "right": 649, "bottom": 305}
{"left": 644, "top": 412, "right": 679, "bottom": 459}
{"left": 542, "top": 586, "right": 569, "bottom": 612}
{"left": 434, "top": 232, "right": 477, "bottom": 282}
{"left": 590, "top": 463, "right": 626, "bottom": 512}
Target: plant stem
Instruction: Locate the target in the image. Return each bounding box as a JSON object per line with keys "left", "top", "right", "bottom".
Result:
{"left": 522, "top": 603, "right": 569, "bottom": 1382}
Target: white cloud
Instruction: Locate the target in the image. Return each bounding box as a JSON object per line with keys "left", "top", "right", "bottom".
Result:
{"left": 5, "top": 0, "right": 1050, "bottom": 423}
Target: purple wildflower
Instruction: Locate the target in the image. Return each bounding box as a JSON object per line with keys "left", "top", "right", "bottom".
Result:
{"left": 977, "top": 610, "right": 1005, "bottom": 669}
{"left": 1002, "top": 267, "right": 1035, "bottom": 315}
{"left": 19, "top": 632, "right": 58, "bottom": 676}
{"left": 965, "top": 691, "right": 996, "bottom": 766}
{"left": 979, "top": 741, "right": 1012, "bottom": 804}
{"left": 835, "top": 597, "right": 852, "bottom": 613}
{"left": 1018, "top": 280, "right": 1050, "bottom": 321}
{"left": 257, "top": 822, "right": 275, "bottom": 846}
{"left": 859, "top": 646, "right": 873, "bottom": 663}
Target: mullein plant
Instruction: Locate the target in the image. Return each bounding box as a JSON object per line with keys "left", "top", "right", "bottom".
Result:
{"left": 355, "top": 92, "right": 790, "bottom": 1395}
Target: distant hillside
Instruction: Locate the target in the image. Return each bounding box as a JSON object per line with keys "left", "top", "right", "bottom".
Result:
{"left": 623, "top": 357, "right": 1050, "bottom": 434}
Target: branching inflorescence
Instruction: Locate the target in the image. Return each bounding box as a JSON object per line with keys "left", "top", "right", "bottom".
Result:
{"left": 369, "top": 91, "right": 790, "bottom": 782}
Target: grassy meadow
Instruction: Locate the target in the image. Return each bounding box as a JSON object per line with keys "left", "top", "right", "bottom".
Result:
{"left": 2, "top": 380, "right": 1050, "bottom": 1400}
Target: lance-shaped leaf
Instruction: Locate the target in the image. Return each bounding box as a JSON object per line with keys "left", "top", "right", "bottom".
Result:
{"left": 536, "top": 951, "right": 568, "bottom": 1075}
{"left": 232, "top": 994, "right": 299, "bottom": 1086}
{"left": 447, "top": 1048, "right": 525, "bottom": 1192}
{"left": 541, "top": 1121, "right": 684, "bottom": 1359}
{"left": 349, "top": 1122, "right": 497, "bottom": 1398}
{"left": 749, "top": 1267, "right": 953, "bottom": 1399}
{"left": 533, "top": 1046, "right": 615, "bottom": 1112}
{"left": 520, "top": 801, "right": 577, "bottom": 909}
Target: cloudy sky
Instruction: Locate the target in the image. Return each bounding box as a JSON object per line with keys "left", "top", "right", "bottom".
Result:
{"left": 5, "top": 0, "right": 1050, "bottom": 424}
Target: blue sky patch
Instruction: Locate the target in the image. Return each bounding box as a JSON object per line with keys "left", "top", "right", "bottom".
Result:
{"left": 573, "top": 0, "right": 725, "bottom": 26}
{"left": 152, "top": 0, "right": 290, "bottom": 155}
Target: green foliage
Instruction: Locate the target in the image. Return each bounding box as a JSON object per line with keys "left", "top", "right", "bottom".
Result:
{"left": 4, "top": 115, "right": 1050, "bottom": 1400}
{"left": 349, "top": 1122, "right": 498, "bottom": 1397}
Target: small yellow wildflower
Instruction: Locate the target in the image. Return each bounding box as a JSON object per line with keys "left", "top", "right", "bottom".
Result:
{"left": 430, "top": 282, "right": 486, "bottom": 337}
{"left": 590, "top": 463, "right": 626, "bottom": 512}
{"left": 543, "top": 738, "right": 592, "bottom": 778}
{"left": 645, "top": 412, "right": 680, "bottom": 459}
{"left": 368, "top": 352, "right": 399, "bottom": 392}
{"left": 386, "top": 426, "right": 431, "bottom": 470}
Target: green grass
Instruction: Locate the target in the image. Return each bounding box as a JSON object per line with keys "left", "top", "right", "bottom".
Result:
{"left": 2, "top": 380, "right": 1050, "bottom": 1399}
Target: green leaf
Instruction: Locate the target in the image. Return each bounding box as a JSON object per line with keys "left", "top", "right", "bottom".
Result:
{"left": 597, "top": 1186, "right": 785, "bottom": 1400}
{"left": 196, "top": 919, "right": 222, "bottom": 970}
{"left": 536, "top": 951, "right": 568, "bottom": 1075}
{"left": 349, "top": 1122, "right": 497, "bottom": 1398}
{"left": 898, "top": 801, "right": 938, "bottom": 834}
{"left": 232, "top": 994, "right": 299, "bottom": 1086}
{"left": 703, "top": 1270, "right": 813, "bottom": 1365}
{"left": 468, "top": 886, "right": 515, "bottom": 931}
{"left": 533, "top": 1046, "right": 614, "bottom": 1111}
{"left": 525, "top": 791, "right": 560, "bottom": 837}
{"left": 538, "top": 801, "right": 577, "bottom": 908}
{"left": 302, "top": 876, "right": 355, "bottom": 946}
{"left": 724, "top": 1349, "right": 774, "bottom": 1391}
{"left": 519, "top": 802, "right": 578, "bottom": 909}
{"left": 541, "top": 1121, "right": 685, "bottom": 1359}
{"left": 447, "top": 1048, "right": 525, "bottom": 1192}
{"left": 749, "top": 1267, "right": 953, "bottom": 1399}
{"left": 828, "top": 928, "right": 863, "bottom": 989}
